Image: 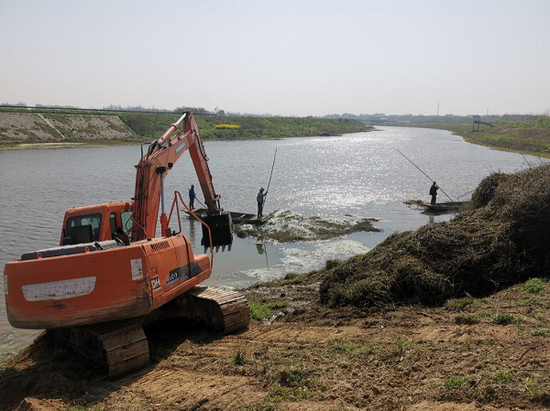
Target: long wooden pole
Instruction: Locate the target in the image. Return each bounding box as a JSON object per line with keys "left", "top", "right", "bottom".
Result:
{"left": 266, "top": 148, "right": 278, "bottom": 194}
{"left": 263, "top": 148, "right": 278, "bottom": 206}
{"left": 396, "top": 149, "right": 455, "bottom": 203}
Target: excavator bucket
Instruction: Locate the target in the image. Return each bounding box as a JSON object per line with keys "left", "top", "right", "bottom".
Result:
{"left": 201, "top": 212, "right": 233, "bottom": 251}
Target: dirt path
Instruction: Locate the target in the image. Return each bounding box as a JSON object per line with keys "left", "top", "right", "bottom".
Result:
{"left": 36, "top": 114, "right": 66, "bottom": 140}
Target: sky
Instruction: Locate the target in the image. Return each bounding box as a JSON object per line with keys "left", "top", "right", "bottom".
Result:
{"left": 0, "top": 0, "right": 549, "bottom": 117}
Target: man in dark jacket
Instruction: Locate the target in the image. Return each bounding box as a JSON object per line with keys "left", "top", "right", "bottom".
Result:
{"left": 430, "top": 182, "right": 439, "bottom": 205}
{"left": 189, "top": 185, "right": 196, "bottom": 209}
{"left": 257, "top": 187, "right": 268, "bottom": 218}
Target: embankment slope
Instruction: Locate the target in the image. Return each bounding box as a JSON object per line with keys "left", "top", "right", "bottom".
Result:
{"left": 385, "top": 119, "right": 550, "bottom": 158}
{"left": 0, "top": 110, "right": 370, "bottom": 147}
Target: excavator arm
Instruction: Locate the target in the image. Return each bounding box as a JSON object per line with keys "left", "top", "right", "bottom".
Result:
{"left": 130, "top": 111, "right": 232, "bottom": 247}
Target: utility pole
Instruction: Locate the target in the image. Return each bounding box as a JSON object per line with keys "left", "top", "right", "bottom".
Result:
{"left": 486, "top": 107, "right": 489, "bottom": 116}
{"left": 437, "top": 102, "right": 440, "bottom": 116}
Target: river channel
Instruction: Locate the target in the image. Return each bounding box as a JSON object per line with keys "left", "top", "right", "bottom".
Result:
{"left": 0, "top": 126, "right": 544, "bottom": 357}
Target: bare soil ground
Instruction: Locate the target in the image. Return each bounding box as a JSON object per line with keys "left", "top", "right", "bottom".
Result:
{"left": 0, "top": 113, "right": 136, "bottom": 145}
{"left": 0, "top": 275, "right": 548, "bottom": 411}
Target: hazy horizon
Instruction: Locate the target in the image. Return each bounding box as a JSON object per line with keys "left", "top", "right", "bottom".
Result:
{"left": 1, "top": 0, "right": 548, "bottom": 117}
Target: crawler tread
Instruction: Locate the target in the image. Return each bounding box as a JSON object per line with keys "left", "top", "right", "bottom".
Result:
{"left": 48, "top": 287, "right": 248, "bottom": 379}
{"left": 51, "top": 320, "right": 149, "bottom": 379}
{"left": 181, "top": 286, "right": 251, "bottom": 333}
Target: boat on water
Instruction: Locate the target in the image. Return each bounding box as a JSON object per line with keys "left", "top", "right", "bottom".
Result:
{"left": 185, "top": 208, "right": 265, "bottom": 225}
{"left": 405, "top": 200, "right": 468, "bottom": 214}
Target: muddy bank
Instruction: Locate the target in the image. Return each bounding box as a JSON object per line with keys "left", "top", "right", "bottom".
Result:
{"left": 234, "top": 209, "right": 380, "bottom": 243}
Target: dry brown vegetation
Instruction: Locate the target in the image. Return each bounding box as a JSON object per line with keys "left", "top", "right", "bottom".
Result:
{"left": 320, "top": 165, "right": 550, "bottom": 308}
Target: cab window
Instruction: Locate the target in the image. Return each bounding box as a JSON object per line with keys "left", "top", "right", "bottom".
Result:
{"left": 121, "top": 211, "right": 133, "bottom": 231}
{"left": 67, "top": 214, "right": 102, "bottom": 241}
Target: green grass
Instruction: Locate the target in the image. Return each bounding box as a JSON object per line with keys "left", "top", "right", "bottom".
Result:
{"left": 530, "top": 328, "right": 550, "bottom": 337}
{"left": 250, "top": 301, "right": 273, "bottom": 321}
{"left": 491, "top": 313, "right": 525, "bottom": 325}
{"left": 267, "top": 301, "right": 288, "bottom": 310}
{"left": 444, "top": 376, "right": 469, "bottom": 389}
{"left": 514, "top": 297, "right": 536, "bottom": 306}
{"left": 455, "top": 313, "right": 481, "bottom": 324}
{"left": 524, "top": 377, "right": 549, "bottom": 401}
{"left": 233, "top": 349, "right": 246, "bottom": 365}
{"left": 328, "top": 340, "right": 373, "bottom": 357}
{"left": 489, "top": 370, "right": 513, "bottom": 384}
{"left": 118, "top": 112, "right": 369, "bottom": 140}
{"left": 453, "top": 295, "right": 488, "bottom": 309}
{"left": 394, "top": 338, "right": 409, "bottom": 356}
{"left": 523, "top": 278, "right": 546, "bottom": 294}
{"left": 267, "top": 384, "right": 309, "bottom": 403}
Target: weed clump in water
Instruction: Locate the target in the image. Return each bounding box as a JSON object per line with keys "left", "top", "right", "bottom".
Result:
{"left": 320, "top": 164, "right": 550, "bottom": 307}
{"left": 234, "top": 210, "right": 379, "bottom": 242}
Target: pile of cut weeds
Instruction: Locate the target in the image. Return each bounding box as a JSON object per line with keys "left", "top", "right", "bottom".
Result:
{"left": 234, "top": 209, "right": 379, "bottom": 243}
{"left": 320, "top": 164, "right": 550, "bottom": 307}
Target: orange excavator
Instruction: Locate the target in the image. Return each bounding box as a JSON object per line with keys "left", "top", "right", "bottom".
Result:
{"left": 4, "top": 111, "right": 250, "bottom": 378}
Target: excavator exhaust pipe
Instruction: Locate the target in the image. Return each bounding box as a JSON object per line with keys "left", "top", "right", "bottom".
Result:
{"left": 201, "top": 212, "right": 233, "bottom": 251}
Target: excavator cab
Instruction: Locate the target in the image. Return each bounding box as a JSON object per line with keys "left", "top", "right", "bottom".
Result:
{"left": 201, "top": 211, "right": 233, "bottom": 251}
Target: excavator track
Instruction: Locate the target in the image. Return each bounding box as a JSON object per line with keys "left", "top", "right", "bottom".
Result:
{"left": 173, "top": 286, "right": 251, "bottom": 334}
{"left": 49, "top": 286, "right": 249, "bottom": 379}
{"left": 50, "top": 320, "right": 149, "bottom": 379}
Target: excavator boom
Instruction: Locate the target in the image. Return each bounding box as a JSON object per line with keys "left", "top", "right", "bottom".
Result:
{"left": 130, "top": 111, "right": 232, "bottom": 248}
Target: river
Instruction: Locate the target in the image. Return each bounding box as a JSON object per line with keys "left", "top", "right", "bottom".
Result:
{"left": 0, "top": 126, "right": 543, "bottom": 358}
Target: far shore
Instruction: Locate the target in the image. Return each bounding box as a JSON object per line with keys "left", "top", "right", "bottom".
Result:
{"left": 0, "top": 130, "right": 376, "bottom": 151}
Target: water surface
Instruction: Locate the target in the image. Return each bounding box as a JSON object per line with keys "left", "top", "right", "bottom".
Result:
{"left": 0, "top": 126, "right": 543, "bottom": 357}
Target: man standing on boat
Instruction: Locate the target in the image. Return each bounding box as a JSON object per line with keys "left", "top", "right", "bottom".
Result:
{"left": 257, "top": 187, "right": 268, "bottom": 218}
{"left": 189, "top": 185, "right": 196, "bottom": 209}
{"left": 430, "top": 182, "right": 439, "bottom": 205}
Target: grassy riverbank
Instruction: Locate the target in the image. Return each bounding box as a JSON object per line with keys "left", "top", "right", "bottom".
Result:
{"left": 118, "top": 112, "right": 369, "bottom": 140}
{"left": 0, "top": 108, "right": 370, "bottom": 148}
{"left": 385, "top": 118, "right": 550, "bottom": 158}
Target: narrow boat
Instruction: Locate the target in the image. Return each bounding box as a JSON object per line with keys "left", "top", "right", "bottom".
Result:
{"left": 405, "top": 200, "right": 468, "bottom": 214}
{"left": 186, "top": 208, "right": 265, "bottom": 225}
{"left": 422, "top": 201, "right": 468, "bottom": 213}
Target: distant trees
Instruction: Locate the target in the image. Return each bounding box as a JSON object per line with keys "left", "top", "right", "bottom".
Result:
{"left": 173, "top": 106, "right": 212, "bottom": 115}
